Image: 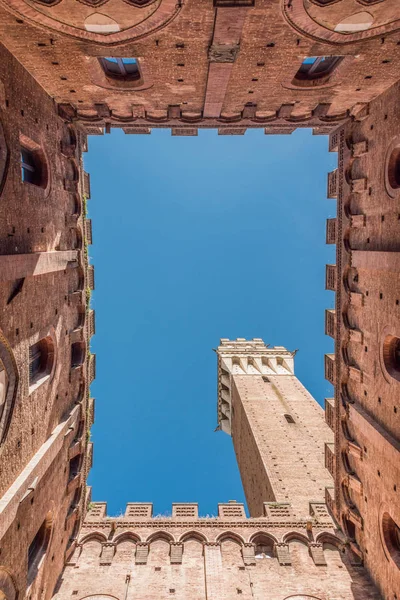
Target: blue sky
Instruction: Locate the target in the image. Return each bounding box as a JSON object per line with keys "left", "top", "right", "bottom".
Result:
{"left": 85, "top": 128, "right": 336, "bottom": 517}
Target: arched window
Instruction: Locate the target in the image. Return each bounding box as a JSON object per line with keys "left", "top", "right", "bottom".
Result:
{"left": 382, "top": 335, "right": 400, "bottom": 381}
{"left": 28, "top": 513, "right": 52, "bottom": 584}
{"left": 252, "top": 534, "right": 274, "bottom": 559}
{"left": 125, "top": 0, "right": 154, "bottom": 5}
{"left": 34, "top": 0, "right": 61, "bottom": 4}
{"left": 29, "top": 337, "right": 54, "bottom": 388}
{"left": 382, "top": 513, "right": 400, "bottom": 568}
{"left": 99, "top": 57, "right": 140, "bottom": 81}
{"left": 388, "top": 147, "right": 400, "bottom": 190}
{"left": 293, "top": 56, "right": 342, "bottom": 85}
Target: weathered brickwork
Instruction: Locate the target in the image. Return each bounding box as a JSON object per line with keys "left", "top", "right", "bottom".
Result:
{"left": 325, "top": 80, "right": 400, "bottom": 600}
{"left": 0, "top": 1, "right": 399, "bottom": 134}
{"left": 0, "top": 0, "right": 399, "bottom": 599}
{"left": 53, "top": 500, "right": 379, "bottom": 600}
{"left": 0, "top": 42, "right": 94, "bottom": 599}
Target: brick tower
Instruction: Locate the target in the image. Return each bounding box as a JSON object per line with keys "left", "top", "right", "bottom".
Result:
{"left": 216, "top": 338, "right": 333, "bottom": 518}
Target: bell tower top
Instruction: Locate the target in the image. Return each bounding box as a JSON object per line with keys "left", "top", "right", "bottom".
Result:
{"left": 216, "top": 338, "right": 295, "bottom": 435}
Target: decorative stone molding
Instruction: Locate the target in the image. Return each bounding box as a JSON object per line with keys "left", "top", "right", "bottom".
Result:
{"left": 275, "top": 543, "right": 291, "bottom": 565}
{"left": 125, "top": 503, "right": 153, "bottom": 518}
{"left": 170, "top": 542, "right": 183, "bottom": 564}
{"left": 327, "top": 169, "right": 338, "bottom": 199}
{"left": 326, "top": 218, "right": 336, "bottom": 244}
{"left": 242, "top": 543, "right": 256, "bottom": 565}
{"left": 310, "top": 543, "right": 327, "bottom": 566}
{"left": 324, "top": 397, "right": 335, "bottom": 431}
{"left": 135, "top": 542, "right": 149, "bottom": 564}
{"left": 218, "top": 502, "right": 246, "bottom": 519}
{"left": 100, "top": 542, "right": 115, "bottom": 565}
{"left": 172, "top": 503, "right": 198, "bottom": 519}
{"left": 325, "top": 309, "right": 336, "bottom": 338}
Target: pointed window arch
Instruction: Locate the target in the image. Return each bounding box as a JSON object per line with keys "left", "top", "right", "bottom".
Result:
{"left": 99, "top": 58, "right": 141, "bottom": 81}
{"left": 293, "top": 56, "right": 343, "bottom": 86}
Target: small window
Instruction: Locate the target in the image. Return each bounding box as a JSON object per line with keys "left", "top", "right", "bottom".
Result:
{"left": 382, "top": 513, "right": 400, "bottom": 568}
{"left": 29, "top": 337, "right": 54, "bottom": 387}
{"left": 71, "top": 342, "right": 85, "bottom": 368}
{"left": 20, "top": 142, "right": 47, "bottom": 188}
{"left": 382, "top": 335, "right": 400, "bottom": 381}
{"left": 388, "top": 147, "right": 400, "bottom": 190}
{"left": 294, "top": 56, "right": 342, "bottom": 85}
{"left": 69, "top": 454, "right": 82, "bottom": 482}
{"left": 255, "top": 543, "right": 274, "bottom": 558}
{"left": 21, "top": 147, "right": 37, "bottom": 184}
{"left": 284, "top": 414, "right": 295, "bottom": 424}
{"left": 28, "top": 513, "right": 52, "bottom": 584}
{"left": 99, "top": 57, "right": 140, "bottom": 81}
{"left": 253, "top": 534, "right": 274, "bottom": 559}
{"left": 342, "top": 515, "right": 356, "bottom": 541}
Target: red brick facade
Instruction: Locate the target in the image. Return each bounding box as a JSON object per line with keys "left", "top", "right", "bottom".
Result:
{"left": 0, "top": 42, "right": 94, "bottom": 600}
{"left": 53, "top": 500, "right": 379, "bottom": 600}
{"left": 0, "top": 0, "right": 398, "bottom": 598}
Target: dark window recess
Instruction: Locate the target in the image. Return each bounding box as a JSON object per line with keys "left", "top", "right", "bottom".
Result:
{"left": 71, "top": 342, "right": 85, "bottom": 368}
{"left": 29, "top": 342, "right": 43, "bottom": 382}
{"left": 294, "top": 56, "right": 342, "bottom": 83}
{"left": 29, "top": 337, "right": 54, "bottom": 385}
{"left": 69, "top": 455, "right": 82, "bottom": 481}
{"left": 284, "top": 414, "right": 295, "bottom": 424}
{"left": 21, "top": 147, "right": 38, "bottom": 184}
{"left": 382, "top": 512, "right": 400, "bottom": 568}
{"left": 388, "top": 146, "right": 400, "bottom": 189}
{"left": 343, "top": 515, "right": 356, "bottom": 541}
{"left": 99, "top": 57, "right": 140, "bottom": 81}
{"left": 383, "top": 335, "right": 400, "bottom": 381}
{"left": 20, "top": 145, "right": 47, "bottom": 188}
{"left": 7, "top": 278, "right": 25, "bottom": 305}
{"left": 28, "top": 515, "right": 52, "bottom": 584}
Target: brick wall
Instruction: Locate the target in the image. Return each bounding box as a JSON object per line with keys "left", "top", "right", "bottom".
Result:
{"left": 0, "top": 42, "right": 93, "bottom": 600}
{"left": 53, "top": 508, "right": 379, "bottom": 600}
{"left": 327, "top": 80, "right": 400, "bottom": 600}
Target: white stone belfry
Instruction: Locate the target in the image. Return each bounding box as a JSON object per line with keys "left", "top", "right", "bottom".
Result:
{"left": 216, "top": 338, "right": 295, "bottom": 435}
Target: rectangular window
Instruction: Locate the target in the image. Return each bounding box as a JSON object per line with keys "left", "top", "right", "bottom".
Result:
{"left": 29, "top": 341, "right": 42, "bottom": 383}
{"left": 21, "top": 147, "right": 36, "bottom": 184}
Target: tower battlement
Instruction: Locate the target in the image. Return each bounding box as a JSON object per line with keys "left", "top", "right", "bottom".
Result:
{"left": 217, "top": 338, "right": 294, "bottom": 435}
{"left": 85, "top": 498, "right": 332, "bottom": 525}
